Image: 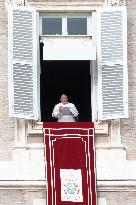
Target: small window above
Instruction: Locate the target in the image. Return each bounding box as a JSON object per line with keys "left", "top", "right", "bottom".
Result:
{"left": 40, "top": 13, "right": 92, "bottom": 36}
{"left": 67, "top": 17, "right": 87, "bottom": 35}
{"left": 42, "top": 18, "right": 62, "bottom": 35}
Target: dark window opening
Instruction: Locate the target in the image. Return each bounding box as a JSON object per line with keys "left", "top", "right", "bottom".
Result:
{"left": 40, "top": 45, "right": 92, "bottom": 122}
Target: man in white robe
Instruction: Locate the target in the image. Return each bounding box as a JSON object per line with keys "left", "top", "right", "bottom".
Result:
{"left": 52, "top": 94, "right": 79, "bottom": 122}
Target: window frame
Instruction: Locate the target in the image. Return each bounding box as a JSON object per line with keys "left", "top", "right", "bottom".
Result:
{"left": 8, "top": 6, "right": 128, "bottom": 122}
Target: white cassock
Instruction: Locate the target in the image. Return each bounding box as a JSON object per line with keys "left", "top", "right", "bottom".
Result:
{"left": 52, "top": 102, "right": 79, "bottom": 122}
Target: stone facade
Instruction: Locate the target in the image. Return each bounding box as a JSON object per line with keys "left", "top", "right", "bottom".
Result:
{"left": 0, "top": 189, "right": 46, "bottom": 205}
{"left": 0, "top": 0, "right": 15, "bottom": 161}
{"left": 98, "top": 191, "right": 136, "bottom": 205}
{"left": 0, "top": 0, "right": 136, "bottom": 204}
{"left": 121, "top": 0, "right": 136, "bottom": 160}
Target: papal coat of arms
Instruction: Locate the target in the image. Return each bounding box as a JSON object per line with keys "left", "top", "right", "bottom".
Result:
{"left": 60, "top": 169, "right": 83, "bottom": 202}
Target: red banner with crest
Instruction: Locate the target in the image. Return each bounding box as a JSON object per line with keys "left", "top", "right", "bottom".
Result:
{"left": 43, "top": 122, "right": 97, "bottom": 205}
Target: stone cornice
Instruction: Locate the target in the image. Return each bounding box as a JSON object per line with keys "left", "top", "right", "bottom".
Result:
{"left": 5, "top": 0, "right": 104, "bottom": 10}
{"left": 0, "top": 180, "right": 46, "bottom": 189}
{"left": 5, "top": 0, "right": 127, "bottom": 8}
{"left": 97, "top": 180, "right": 136, "bottom": 191}
{"left": 0, "top": 180, "right": 136, "bottom": 192}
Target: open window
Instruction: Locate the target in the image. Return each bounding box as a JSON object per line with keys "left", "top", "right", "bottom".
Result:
{"left": 8, "top": 6, "right": 128, "bottom": 122}
{"left": 40, "top": 59, "right": 92, "bottom": 122}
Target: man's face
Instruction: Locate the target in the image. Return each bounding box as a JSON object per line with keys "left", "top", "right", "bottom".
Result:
{"left": 60, "top": 95, "right": 68, "bottom": 104}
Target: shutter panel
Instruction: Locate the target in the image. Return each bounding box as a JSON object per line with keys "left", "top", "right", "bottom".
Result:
{"left": 8, "top": 6, "right": 38, "bottom": 119}
{"left": 97, "top": 7, "right": 128, "bottom": 120}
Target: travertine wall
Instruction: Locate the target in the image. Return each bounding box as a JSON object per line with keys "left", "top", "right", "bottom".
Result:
{"left": 121, "top": 0, "right": 136, "bottom": 160}
{"left": 0, "top": 189, "right": 136, "bottom": 205}
{"left": 0, "top": 0, "right": 15, "bottom": 160}
{"left": 98, "top": 191, "right": 136, "bottom": 205}
{"left": 0, "top": 189, "right": 46, "bottom": 205}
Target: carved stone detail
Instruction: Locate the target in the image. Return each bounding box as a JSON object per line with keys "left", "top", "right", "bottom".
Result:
{"left": 5, "top": 0, "right": 28, "bottom": 7}
{"left": 28, "top": 121, "right": 43, "bottom": 135}
{"left": 95, "top": 121, "right": 109, "bottom": 134}
{"left": 106, "top": 0, "right": 127, "bottom": 6}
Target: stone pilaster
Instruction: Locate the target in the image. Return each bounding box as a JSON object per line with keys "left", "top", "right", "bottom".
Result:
{"left": 12, "top": 119, "right": 29, "bottom": 160}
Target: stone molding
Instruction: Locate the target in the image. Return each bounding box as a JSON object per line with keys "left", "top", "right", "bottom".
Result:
{"left": 5, "top": 0, "right": 104, "bottom": 10}
{"left": 5, "top": 0, "right": 127, "bottom": 8}
{"left": 97, "top": 181, "right": 136, "bottom": 191}
{"left": 0, "top": 179, "right": 136, "bottom": 192}
{"left": 0, "top": 180, "right": 46, "bottom": 189}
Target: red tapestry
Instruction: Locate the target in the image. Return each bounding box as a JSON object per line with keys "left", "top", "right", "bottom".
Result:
{"left": 43, "top": 122, "right": 97, "bottom": 205}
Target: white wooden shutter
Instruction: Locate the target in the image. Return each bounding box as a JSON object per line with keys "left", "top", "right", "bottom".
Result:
{"left": 97, "top": 7, "right": 128, "bottom": 120}
{"left": 8, "top": 6, "right": 38, "bottom": 119}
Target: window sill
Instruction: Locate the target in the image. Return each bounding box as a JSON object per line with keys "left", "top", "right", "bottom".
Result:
{"left": 28, "top": 121, "right": 108, "bottom": 135}
{"left": 40, "top": 35, "right": 92, "bottom": 38}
